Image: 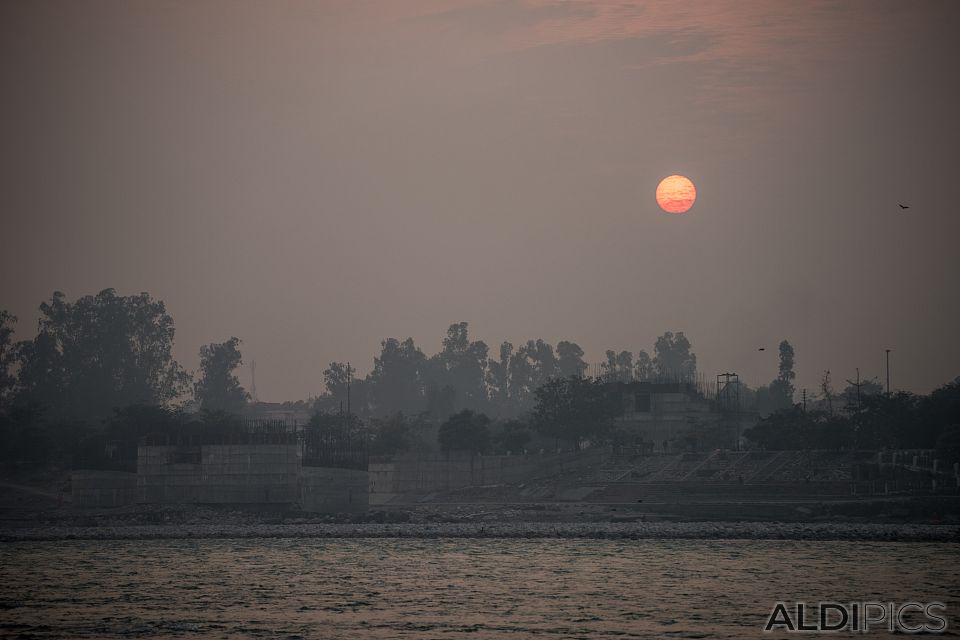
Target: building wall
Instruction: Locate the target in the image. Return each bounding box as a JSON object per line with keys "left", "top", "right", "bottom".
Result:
{"left": 613, "top": 383, "right": 727, "bottom": 451}
{"left": 137, "top": 444, "right": 300, "bottom": 504}
{"left": 300, "top": 467, "right": 369, "bottom": 513}
{"left": 72, "top": 470, "right": 137, "bottom": 507}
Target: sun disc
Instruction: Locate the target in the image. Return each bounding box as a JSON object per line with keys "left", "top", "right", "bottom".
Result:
{"left": 656, "top": 175, "right": 697, "bottom": 214}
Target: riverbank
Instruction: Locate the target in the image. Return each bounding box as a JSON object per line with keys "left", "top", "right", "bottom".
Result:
{"left": 3, "top": 520, "right": 958, "bottom": 542}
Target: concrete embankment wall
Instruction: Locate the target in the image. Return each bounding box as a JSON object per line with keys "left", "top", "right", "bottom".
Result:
{"left": 370, "top": 448, "right": 608, "bottom": 504}
{"left": 137, "top": 444, "right": 300, "bottom": 504}
{"left": 72, "top": 470, "right": 137, "bottom": 507}
{"left": 300, "top": 467, "right": 369, "bottom": 513}
{"left": 588, "top": 481, "right": 855, "bottom": 503}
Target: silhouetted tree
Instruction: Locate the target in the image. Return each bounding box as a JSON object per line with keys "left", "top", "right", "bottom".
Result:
{"left": 369, "top": 337, "right": 427, "bottom": 415}
{"left": 495, "top": 418, "right": 532, "bottom": 454}
{"left": 194, "top": 337, "right": 248, "bottom": 414}
{"left": 368, "top": 412, "right": 420, "bottom": 455}
{"left": 854, "top": 391, "right": 920, "bottom": 449}
{"left": 744, "top": 406, "right": 853, "bottom": 451}
{"left": 920, "top": 377, "right": 960, "bottom": 451}
{"left": 507, "top": 344, "right": 536, "bottom": 411}
{"left": 752, "top": 384, "right": 774, "bottom": 417}
{"left": 0, "top": 311, "right": 17, "bottom": 406}
{"left": 486, "top": 341, "right": 513, "bottom": 411}
{"left": 14, "top": 290, "right": 190, "bottom": 420}
{"left": 323, "top": 361, "right": 352, "bottom": 400}
{"left": 841, "top": 376, "right": 882, "bottom": 413}
{"left": 653, "top": 331, "right": 696, "bottom": 380}
{"left": 438, "top": 409, "right": 490, "bottom": 454}
{"left": 936, "top": 424, "right": 960, "bottom": 467}
{"left": 196, "top": 409, "right": 245, "bottom": 440}
{"left": 601, "top": 350, "right": 633, "bottom": 382}
{"left": 768, "top": 340, "right": 796, "bottom": 409}
{"left": 532, "top": 376, "right": 616, "bottom": 450}
{"left": 425, "top": 383, "right": 456, "bottom": 421}
{"left": 107, "top": 403, "right": 185, "bottom": 443}
{"left": 525, "top": 339, "right": 559, "bottom": 389}
{"left": 0, "top": 402, "right": 52, "bottom": 464}
{"left": 426, "top": 322, "right": 489, "bottom": 412}
{"left": 556, "top": 341, "right": 587, "bottom": 378}
{"left": 634, "top": 350, "right": 653, "bottom": 381}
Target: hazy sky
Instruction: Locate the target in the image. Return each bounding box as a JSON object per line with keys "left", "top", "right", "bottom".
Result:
{"left": 2, "top": 1, "right": 959, "bottom": 401}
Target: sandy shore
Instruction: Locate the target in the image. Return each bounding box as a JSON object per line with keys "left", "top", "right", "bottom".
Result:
{"left": 2, "top": 521, "right": 958, "bottom": 542}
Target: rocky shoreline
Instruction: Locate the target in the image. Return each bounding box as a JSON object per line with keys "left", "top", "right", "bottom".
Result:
{"left": 3, "top": 521, "right": 959, "bottom": 543}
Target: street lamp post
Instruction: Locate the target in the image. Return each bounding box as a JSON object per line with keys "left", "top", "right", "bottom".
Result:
{"left": 885, "top": 349, "right": 891, "bottom": 395}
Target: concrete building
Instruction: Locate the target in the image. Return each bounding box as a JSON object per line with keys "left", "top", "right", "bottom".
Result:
{"left": 72, "top": 440, "right": 368, "bottom": 513}
{"left": 137, "top": 443, "right": 301, "bottom": 504}
{"left": 243, "top": 402, "right": 312, "bottom": 427}
{"left": 609, "top": 381, "right": 739, "bottom": 452}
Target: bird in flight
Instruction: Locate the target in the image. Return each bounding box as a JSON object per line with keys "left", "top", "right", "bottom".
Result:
{"left": 898, "top": 203, "right": 910, "bottom": 209}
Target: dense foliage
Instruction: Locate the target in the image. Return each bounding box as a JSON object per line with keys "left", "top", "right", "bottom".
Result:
{"left": 531, "top": 376, "right": 618, "bottom": 450}
{"left": 744, "top": 380, "right": 960, "bottom": 463}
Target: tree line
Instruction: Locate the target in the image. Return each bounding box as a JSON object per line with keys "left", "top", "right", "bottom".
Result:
{"left": 318, "top": 323, "right": 697, "bottom": 420}
{"left": 4, "top": 289, "right": 955, "bottom": 467}
{"left": 744, "top": 381, "right": 960, "bottom": 464}
{"left": 0, "top": 290, "right": 696, "bottom": 466}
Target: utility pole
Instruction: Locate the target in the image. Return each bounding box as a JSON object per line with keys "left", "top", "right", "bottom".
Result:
{"left": 856, "top": 368, "right": 860, "bottom": 413}
{"left": 250, "top": 360, "right": 258, "bottom": 404}
{"left": 346, "top": 361, "right": 352, "bottom": 417}
{"left": 802, "top": 388, "right": 807, "bottom": 412}
{"left": 885, "top": 349, "right": 891, "bottom": 395}
{"left": 846, "top": 368, "right": 863, "bottom": 413}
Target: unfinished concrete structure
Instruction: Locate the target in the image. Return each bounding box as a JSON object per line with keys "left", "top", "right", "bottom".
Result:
{"left": 610, "top": 381, "right": 732, "bottom": 451}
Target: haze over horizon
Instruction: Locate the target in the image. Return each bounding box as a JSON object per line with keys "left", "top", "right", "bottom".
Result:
{"left": 2, "top": 0, "right": 959, "bottom": 401}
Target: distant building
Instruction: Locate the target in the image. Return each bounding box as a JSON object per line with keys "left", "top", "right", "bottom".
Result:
{"left": 243, "top": 401, "right": 312, "bottom": 426}
{"left": 607, "top": 381, "right": 745, "bottom": 452}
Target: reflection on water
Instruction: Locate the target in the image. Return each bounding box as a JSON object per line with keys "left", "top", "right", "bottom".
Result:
{"left": 1, "top": 538, "right": 957, "bottom": 638}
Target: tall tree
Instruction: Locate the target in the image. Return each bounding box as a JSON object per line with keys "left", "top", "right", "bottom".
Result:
{"left": 369, "top": 337, "right": 427, "bottom": 415}
{"left": 602, "top": 350, "right": 634, "bottom": 382}
{"left": 0, "top": 311, "right": 17, "bottom": 406}
{"left": 532, "top": 376, "right": 617, "bottom": 449}
{"left": 194, "top": 337, "right": 249, "bottom": 414}
{"left": 507, "top": 344, "right": 536, "bottom": 411}
{"left": 438, "top": 409, "right": 491, "bottom": 454}
{"left": 319, "top": 361, "right": 370, "bottom": 415}
{"left": 496, "top": 418, "right": 533, "bottom": 454}
{"left": 15, "top": 290, "right": 190, "bottom": 419}
{"left": 502, "top": 339, "right": 559, "bottom": 412}
{"left": 368, "top": 412, "right": 418, "bottom": 455}
{"left": 425, "top": 383, "right": 456, "bottom": 420}
{"left": 768, "top": 339, "right": 796, "bottom": 409}
{"left": 923, "top": 378, "right": 960, "bottom": 449}
{"left": 525, "top": 339, "right": 559, "bottom": 390}
{"left": 634, "top": 350, "right": 653, "bottom": 381}
{"left": 841, "top": 376, "right": 882, "bottom": 413}
{"left": 556, "top": 341, "right": 587, "bottom": 378}
{"left": 486, "top": 341, "right": 513, "bottom": 411}
{"left": 653, "top": 331, "right": 697, "bottom": 381}
{"left": 428, "top": 322, "right": 489, "bottom": 412}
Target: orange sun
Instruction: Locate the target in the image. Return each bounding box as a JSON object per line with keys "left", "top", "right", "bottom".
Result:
{"left": 656, "top": 175, "right": 697, "bottom": 214}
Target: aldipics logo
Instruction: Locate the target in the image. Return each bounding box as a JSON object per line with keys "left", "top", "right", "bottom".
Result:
{"left": 764, "top": 602, "right": 948, "bottom": 633}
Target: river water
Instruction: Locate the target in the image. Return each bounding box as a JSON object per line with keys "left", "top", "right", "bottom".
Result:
{"left": 1, "top": 538, "right": 957, "bottom": 638}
